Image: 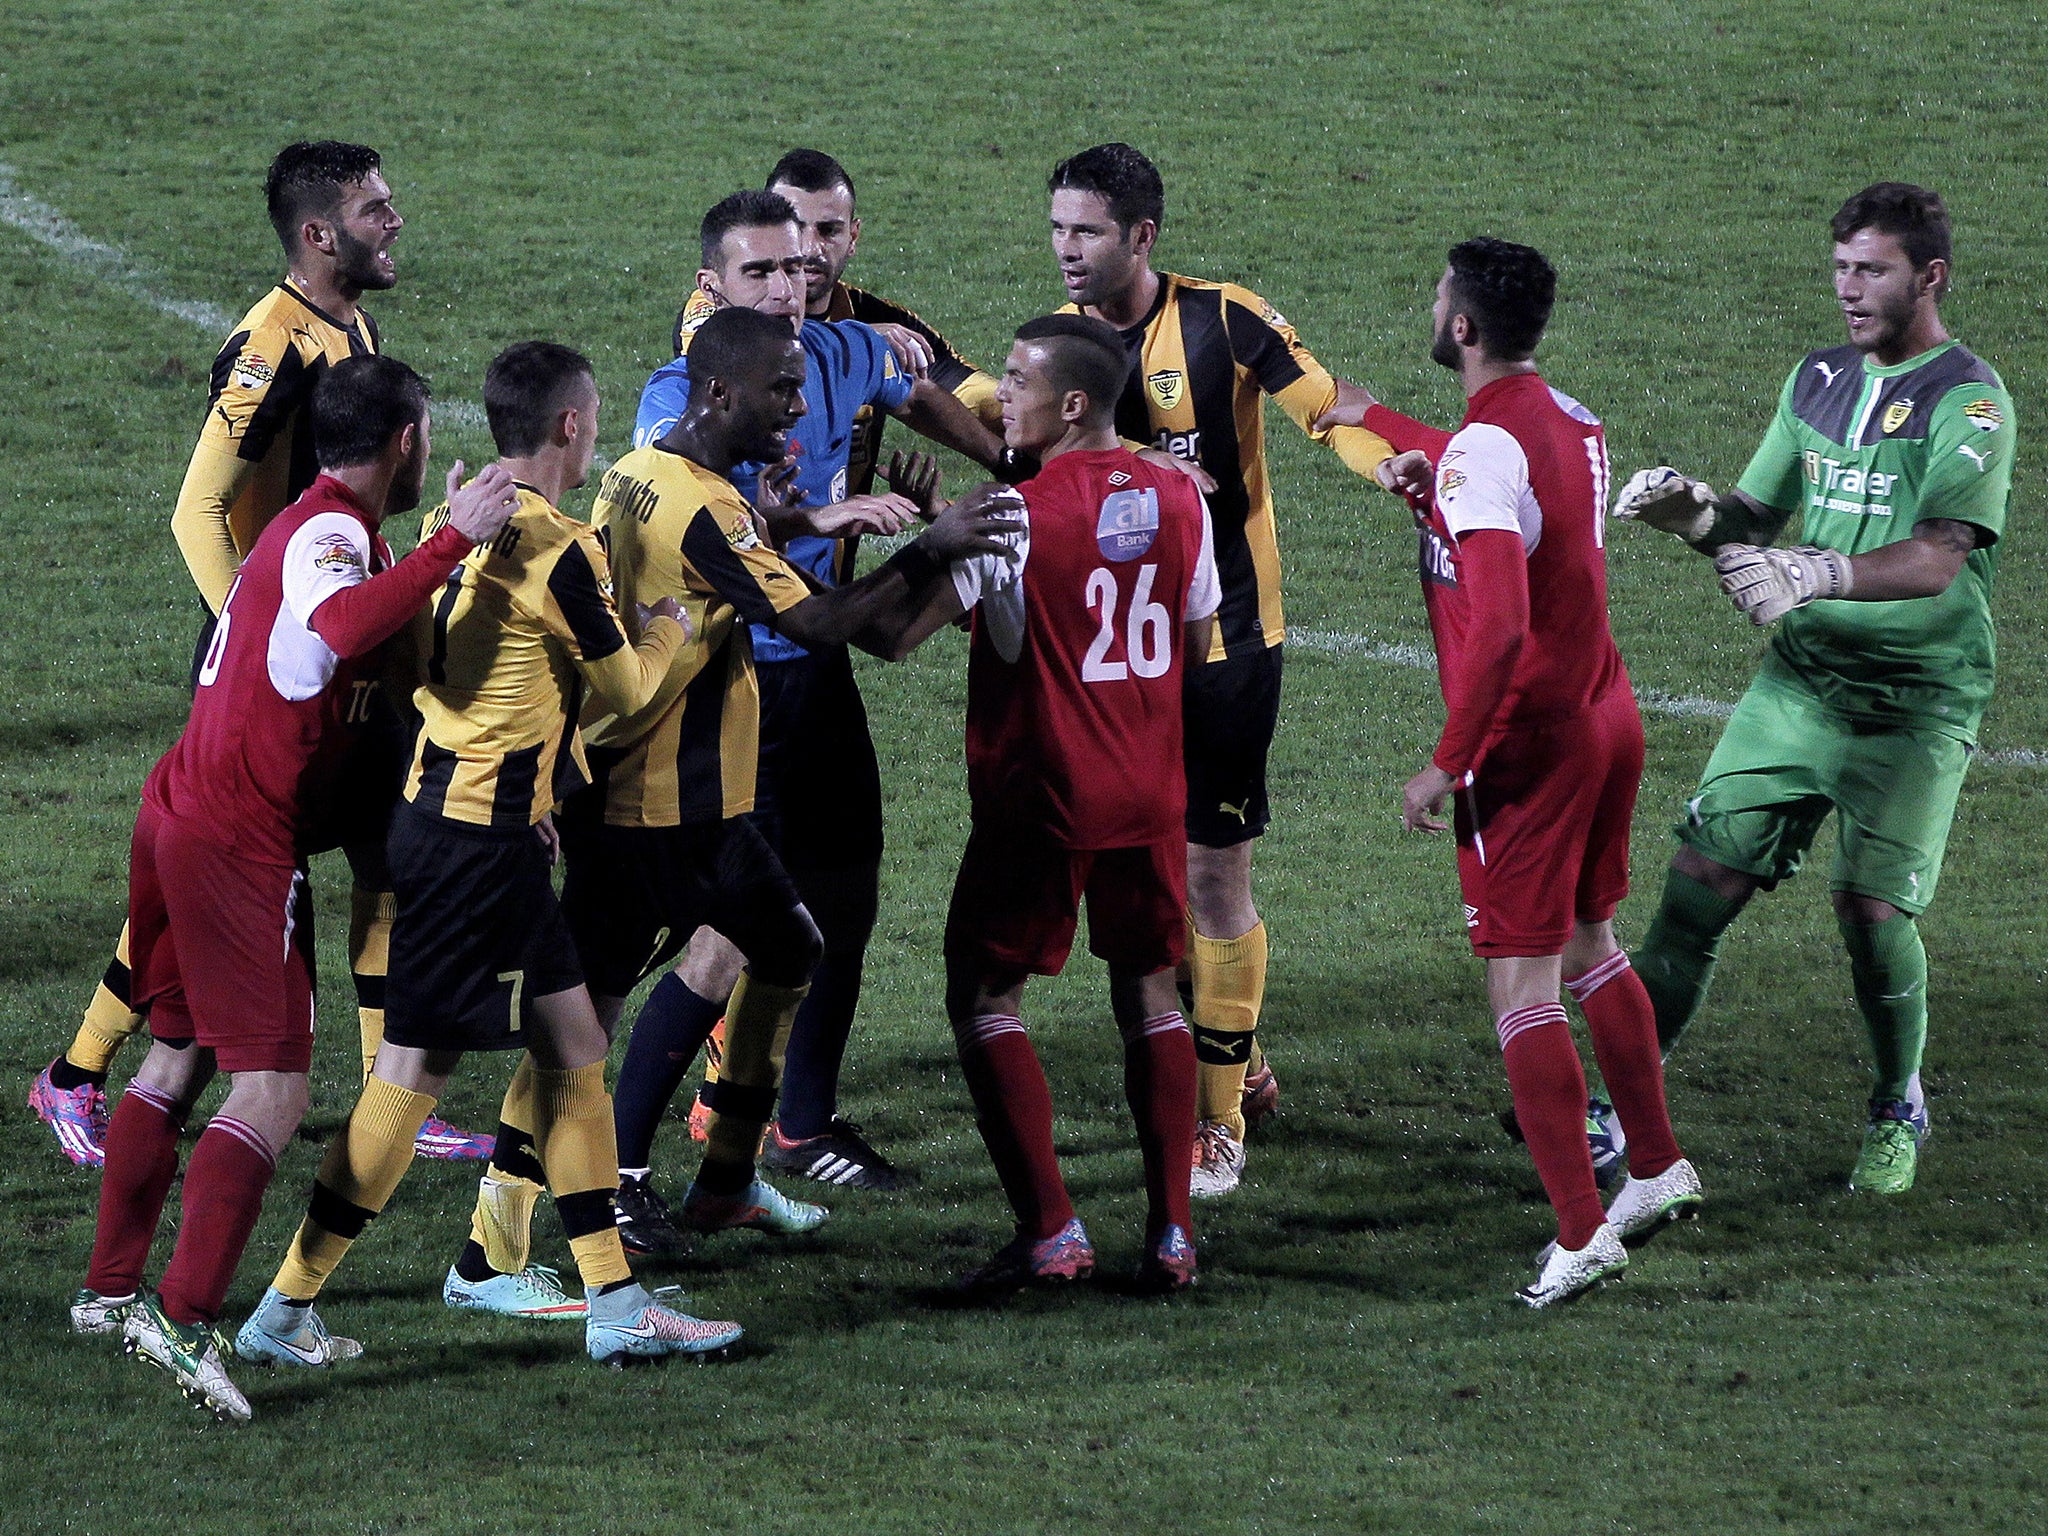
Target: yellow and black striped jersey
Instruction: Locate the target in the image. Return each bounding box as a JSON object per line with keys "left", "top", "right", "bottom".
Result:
{"left": 173, "top": 282, "right": 380, "bottom": 612}
{"left": 1064, "top": 273, "right": 1391, "bottom": 661}
{"left": 403, "top": 485, "right": 688, "bottom": 830}
{"left": 584, "top": 446, "right": 811, "bottom": 826}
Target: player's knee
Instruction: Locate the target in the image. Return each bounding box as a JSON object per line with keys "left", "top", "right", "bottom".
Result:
{"left": 1831, "top": 890, "right": 1903, "bottom": 927}
{"left": 1671, "top": 844, "right": 1763, "bottom": 906}
{"left": 746, "top": 905, "right": 824, "bottom": 989}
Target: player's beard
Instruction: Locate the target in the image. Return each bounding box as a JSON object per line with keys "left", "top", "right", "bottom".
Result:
{"left": 333, "top": 226, "right": 397, "bottom": 293}
{"left": 1430, "top": 312, "right": 1461, "bottom": 370}
{"left": 387, "top": 431, "right": 429, "bottom": 517}
{"left": 1849, "top": 286, "right": 1917, "bottom": 356}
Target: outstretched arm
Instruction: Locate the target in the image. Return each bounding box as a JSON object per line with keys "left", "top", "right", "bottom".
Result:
{"left": 892, "top": 378, "right": 1007, "bottom": 472}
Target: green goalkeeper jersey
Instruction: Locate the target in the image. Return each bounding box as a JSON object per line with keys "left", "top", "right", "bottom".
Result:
{"left": 1738, "top": 339, "right": 2015, "bottom": 741}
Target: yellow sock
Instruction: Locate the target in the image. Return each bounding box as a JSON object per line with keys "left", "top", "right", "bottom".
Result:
{"left": 350, "top": 886, "right": 396, "bottom": 1082}
{"left": 1247, "top": 1036, "right": 1267, "bottom": 1079}
{"left": 531, "top": 1062, "right": 631, "bottom": 1289}
{"left": 67, "top": 925, "right": 145, "bottom": 1075}
{"left": 702, "top": 974, "right": 805, "bottom": 1177}
{"left": 1191, "top": 921, "right": 1268, "bottom": 1137}
{"left": 469, "top": 1055, "right": 544, "bottom": 1274}
{"left": 274, "top": 1076, "right": 438, "bottom": 1301}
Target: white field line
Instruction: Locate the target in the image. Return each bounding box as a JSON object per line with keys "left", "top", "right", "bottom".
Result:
{"left": 1289, "top": 628, "right": 2040, "bottom": 767}
{"left": 0, "top": 161, "right": 486, "bottom": 431}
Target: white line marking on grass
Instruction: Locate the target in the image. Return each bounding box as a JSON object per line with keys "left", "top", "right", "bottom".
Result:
{"left": 0, "top": 161, "right": 487, "bottom": 432}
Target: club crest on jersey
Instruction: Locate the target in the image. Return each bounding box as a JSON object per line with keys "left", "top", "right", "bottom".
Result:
{"left": 1964, "top": 398, "right": 2004, "bottom": 432}
{"left": 311, "top": 533, "right": 364, "bottom": 576}
{"left": 1146, "top": 369, "right": 1185, "bottom": 412}
{"left": 233, "top": 351, "right": 275, "bottom": 391}
{"left": 1881, "top": 398, "right": 1914, "bottom": 435}
{"left": 1096, "top": 486, "right": 1160, "bottom": 562}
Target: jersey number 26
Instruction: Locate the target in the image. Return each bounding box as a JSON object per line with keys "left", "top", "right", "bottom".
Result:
{"left": 1081, "top": 564, "right": 1172, "bottom": 682}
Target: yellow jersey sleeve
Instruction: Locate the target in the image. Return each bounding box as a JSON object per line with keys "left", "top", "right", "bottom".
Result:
{"left": 1219, "top": 284, "right": 1392, "bottom": 478}
{"left": 170, "top": 442, "right": 257, "bottom": 612}
{"left": 540, "top": 527, "right": 686, "bottom": 718}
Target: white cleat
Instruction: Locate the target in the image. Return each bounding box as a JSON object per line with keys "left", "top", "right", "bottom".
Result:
{"left": 1189, "top": 1119, "right": 1246, "bottom": 1199}
{"left": 234, "top": 1287, "right": 364, "bottom": 1367}
{"left": 124, "top": 1296, "right": 251, "bottom": 1423}
{"left": 1604, "top": 1158, "right": 1704, "bottom": 1246}
{"left": 70, "top": 1288, "right": 138, "bottom": 1336}
{"left": 1518, "top": 1223, "right": 1627, "bottom": 1309}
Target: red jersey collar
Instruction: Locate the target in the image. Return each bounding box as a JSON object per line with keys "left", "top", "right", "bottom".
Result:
{"left": 1461, "top": 370, "right": 1545, "bottom": 423}
{"left": 308, "top": 472, "right": 379, "bottom": 525}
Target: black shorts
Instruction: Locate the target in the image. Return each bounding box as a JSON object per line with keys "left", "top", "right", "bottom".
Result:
{"left": 1183, "top": 643, "right": 1284, "bottom": 848}
{"left": 755, "top": 647, "right": 885, "bottom": 873}
{"left": 306, "top": 700, "right": 409, "bottom": 886}
{"left": 558, "top": 808, "right": 810, "bottom": 1000}
{"left": 383, "top": 803, "right": 584, "bottom": 1052}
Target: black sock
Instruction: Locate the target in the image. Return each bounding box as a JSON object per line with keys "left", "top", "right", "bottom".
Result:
{"left": 49, "top": 1057, "right": 105, "bottom": 1092}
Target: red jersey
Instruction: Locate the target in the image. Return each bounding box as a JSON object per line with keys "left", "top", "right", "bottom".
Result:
{"left": 953, "top": 447, "right": 1220, "bottom": 848}
{"left": 1365, "top": 373, "right": 1627, "bottom": 773}
{"left": 146, "top": 473, "right": 472, "bottom": 865}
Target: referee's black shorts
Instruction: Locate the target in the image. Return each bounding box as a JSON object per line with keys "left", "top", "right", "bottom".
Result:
{"left": 383, "top": 803, "right": 584, "bottom": 1052}
{"left": 1183, "top": 643, "right": 1284, "bottom": 849}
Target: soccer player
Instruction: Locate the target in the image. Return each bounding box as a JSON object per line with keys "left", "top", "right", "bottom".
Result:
{"left": 890, "top": 313, "right": 1218, "bottom": 1291}
{"left": 74, "top": 355, "right": 520, "bottom": 1420}
{"left": 28, "top": 141, "right": 489, "bottom": 1165}
{"left": 1612, "top": 184, "right": 2015, "bottom": 1194}
{"left": 1356, "top": 239, "right": 1700, "bottom": 1306}
{"left": 234, "top": 342, "right": 748, "bottom": 1369}
{"left": 611, "top": 188, "right": 1003, "bottom": 1210}
{"left": 1047, "top": 143, "right": 1393, "bottom": 1198}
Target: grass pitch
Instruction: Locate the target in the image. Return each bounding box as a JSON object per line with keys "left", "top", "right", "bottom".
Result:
{"left": 3, "top": 3, "right": 2045, "bottom": 1532}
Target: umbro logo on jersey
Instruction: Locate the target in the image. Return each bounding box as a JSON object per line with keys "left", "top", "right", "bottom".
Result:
{"left": 1108, "top": 470, "right": 1132, "bottom": 487}
{"left": 1813, "top": 360, "right": 1844, "bottom": 386}
{"left": 1147, "top": 369, "right": 1186, "bottom": 412}
{"left": 1956, "top": 443, "right": 1989, "bottom": 472}
{"left": 1462, "top": 904, "right": 1479, "bottom": 928}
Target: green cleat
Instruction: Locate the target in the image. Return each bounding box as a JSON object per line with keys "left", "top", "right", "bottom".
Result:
{"left": 124, "top": 1293, "right": 250, "bottom": 1422}
{"left": 1850, "top": 1098, "right": 1929, "bottom": 1195}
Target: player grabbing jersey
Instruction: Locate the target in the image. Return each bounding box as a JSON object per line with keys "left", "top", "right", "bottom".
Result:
{"left": 74, "top": 356, "right": 519, "bottom": 1419}
{"left": 1363, "top": 240, "right": 1698, "bottom": 1308}
{"left": 29, "top": 141, "right": 488, "bottom": 1167}
{"left": 1047, "top": 143, "right": 1391, "bottom": 1197}
{"left": 887, "top": 315, "right": 1220, "bottom": 1294}
{"left": 237, "top": 342, "right": 745, "bottom": 1370}
{"left": 1612, "top": 184, "right": 2015, "bottom": 1195}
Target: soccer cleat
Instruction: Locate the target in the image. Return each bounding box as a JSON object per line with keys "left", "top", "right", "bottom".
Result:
{"left": 614, "top": 1174, "right": 693, "bottom": 1257}
{"left": 443, "top": 1263, "right": 587, "bottom": 1319}
{"left": 1134, "top": 1224, "right": 1199, "bottom": 1293}
{"left": 124, "top": 1294, "right": 251, "bottom": 1422}
{"left": 1240, "top": 1061, "right": 1280, "bottom": 1133}
{"left": 1518, "top": 1223, "right": 1627, "bottom": 1309}
{"left": 585, "top": 1283, "right": 742, "bottom": 1364}
{"left": 959, "top": 1217, "right": 1096, "bottom": 1295}
{"left": 70, "top": 1288, "right": 138, "bottom": 1336}
{"left": 1586, "top": 1096, "right": 1628, "bottom": 1191}
{"left": 761, "top": 1117, "right": 908, "bottom": 1191}
{"left": 681, "top": 1176, "right": 828, "bottom": 1236}
{"left": 1603, "top": 1158, "right": 1704, "bottom": 1245}
{"left": 413, "top": 1114, "right": 495, "bottom": 1161}
{"left": 234, "top": 1287, "right": 364, "bottom": 1367}
{"left": 1850, "top": 1098, "right": 1931, "bottom": 1195}
{"left": 685, "top": 1093, "right": 714, "bottom": 1143}
{"left": 1189, "top": 1118, "right": 1246, "bottom": 1199}
{"left": 29, "top": 1061, "right": 108, "bottom": 1168}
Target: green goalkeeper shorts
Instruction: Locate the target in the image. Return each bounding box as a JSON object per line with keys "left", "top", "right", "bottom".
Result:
{"left": 1676, "top": 671, "right": 1972, "bottom": 915}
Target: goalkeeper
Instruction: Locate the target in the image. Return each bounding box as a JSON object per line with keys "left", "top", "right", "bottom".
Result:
{"left": 1611, "top": 183, "right": 2014, "bottom": 1195}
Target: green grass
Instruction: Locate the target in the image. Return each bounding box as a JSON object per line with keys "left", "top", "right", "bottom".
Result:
{"left": 4, "top": 3, "right": 2045, "bottom": 1532}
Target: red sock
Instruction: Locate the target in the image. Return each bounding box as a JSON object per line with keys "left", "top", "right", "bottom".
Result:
{"left": 85, "top": 1082, "right": 185, "bottom": 1299}
{"left": 1568, "top": 953, "right": 1682, "bottom": 1179}
{"left": 1122, "top": 1011, "right": 1196, "bottom": 1237}
{"left": 157, "top": 1116, "right": 278, "bottom": 1328}
{"left": 1498, "top": 1004, "right": 1605, "bottom": 1250}
{"left": 953, "top": 1015, "right": 1073, "bottom": 1240}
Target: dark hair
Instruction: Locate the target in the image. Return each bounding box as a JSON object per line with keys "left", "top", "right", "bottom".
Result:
{"left": 686, "top": 305, "right": 799, "bottom": 402}
{"left": 1443, "top": 237, "right": 1556, "bottom": 361}
{"left": 266, "top": 141, "right": 383, "bottom": 256}
{"left": 313, "top": 354, "right": 430, "bottom": 468}
{"left": 700, "top": 189, "right": 798, "bottom": 270}
{"left": 766, "top": 148, "right": 855, "bottom": 205}
{"left": 483, "top": 342, "right": 594, "bottom": 457}
{"left": 1047, "top": 143, "right": 1164, "bottom": 234}
{"left": 1014, "top": 313, "right": 1130, "bottom": 421}
{"left": 1831, "top": 182, "right": 1951, "bottom": 273}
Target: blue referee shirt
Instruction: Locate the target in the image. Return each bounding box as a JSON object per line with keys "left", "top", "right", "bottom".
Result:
{"left": 635, "top": 317, "right": 914, "bottom": 663}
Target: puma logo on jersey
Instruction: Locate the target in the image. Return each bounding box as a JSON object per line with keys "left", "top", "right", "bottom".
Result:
{"left": 1218, "top": 798, "right": 1249, "bottom": 823}
{"left": 1813, "top": 360, "right": 1843, "bottom": 386}
{"left": 1956, "top": 443, "right": 1989, "bottom": 472}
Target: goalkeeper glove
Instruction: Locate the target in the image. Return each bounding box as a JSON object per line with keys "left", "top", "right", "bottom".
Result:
{"left": 1612, "top": 466, "right": 1717, "bottom": 543}
{"left": 1713, "top": 543, "right": 1855, "bottom": 625}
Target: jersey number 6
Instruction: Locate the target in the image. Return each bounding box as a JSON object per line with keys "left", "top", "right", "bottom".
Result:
{"left": 1082, "top": 564, "right": 1172, "bottom": 682}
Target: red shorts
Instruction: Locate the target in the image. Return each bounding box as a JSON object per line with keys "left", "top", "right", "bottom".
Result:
{"left": 128, "top": 797, "right": 316, "bottom": 1074}
{"left": 1454, "top": 688, "right": 1644, "bottom": 959}
{"left": 944, "top": 822, "right": 1187, "bottom": 979}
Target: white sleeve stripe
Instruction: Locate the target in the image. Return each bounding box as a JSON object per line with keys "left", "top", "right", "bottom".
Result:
{"left": 280, "top": 511, "right": 372, "bottom": 630}
{"left": 1437, "top": 422, "right": 1533, "bottom": 541}
{"left": 1185, "top": 500, "right": 1221, "bottom": 620}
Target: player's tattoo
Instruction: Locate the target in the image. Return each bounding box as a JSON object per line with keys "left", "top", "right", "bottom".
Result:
{"left": 1913, "top": 517, "right": 1980, "bottom": 555}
